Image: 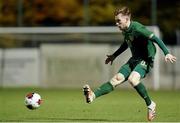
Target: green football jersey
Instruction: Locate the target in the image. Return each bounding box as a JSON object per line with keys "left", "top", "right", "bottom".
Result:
{"left": 121, "top": 21, "right": 169, "bottom": 61}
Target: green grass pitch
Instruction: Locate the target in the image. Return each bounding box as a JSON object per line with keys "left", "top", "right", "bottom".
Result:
{"left": 0, "top": 88, "right": 180, "bottom": 122}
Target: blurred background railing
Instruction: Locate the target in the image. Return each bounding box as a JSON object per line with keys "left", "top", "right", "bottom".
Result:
{"left": 0, "top": 0, "right": 179, "bottom": 46}
{"left": 0, "top": 26, "right": 179, "bottom": 90}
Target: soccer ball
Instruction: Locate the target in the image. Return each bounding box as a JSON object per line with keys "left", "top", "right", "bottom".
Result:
{"left": 25, "top": 92, "right": 42, "bottom": 110}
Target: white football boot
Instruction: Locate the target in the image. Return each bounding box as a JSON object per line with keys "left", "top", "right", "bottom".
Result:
{"left": 147, "top": 101, "right": 156, "bottom": 121}
{"left": 83, "top": 84, "right": 95, "bottom": 103}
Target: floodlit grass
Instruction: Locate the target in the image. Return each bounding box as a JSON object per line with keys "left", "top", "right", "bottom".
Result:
{"left": 0, "top": 88, "right": 180, "bottom": 122}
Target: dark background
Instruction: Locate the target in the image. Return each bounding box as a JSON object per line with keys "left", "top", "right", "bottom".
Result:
{"left": 0, "top": 0, "right": 179, "bottom": 47}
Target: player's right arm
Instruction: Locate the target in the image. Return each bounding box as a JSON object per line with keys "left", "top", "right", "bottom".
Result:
{"left": 105, "top": 41, "right": 128, "bottom": 65}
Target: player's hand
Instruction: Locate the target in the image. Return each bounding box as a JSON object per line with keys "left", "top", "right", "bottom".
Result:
{"left": 105, "top": 55, "right": 115, "bottom": 65}
{"left": 165, "top": 54, "right": 176, "bottom": 63}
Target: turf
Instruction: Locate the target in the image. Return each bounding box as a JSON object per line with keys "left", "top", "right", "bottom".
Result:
{"left": 0, "top": 88, "right": 180, "bottom": 122}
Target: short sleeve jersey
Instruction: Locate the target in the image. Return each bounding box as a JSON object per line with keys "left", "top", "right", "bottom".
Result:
{"left": 122, "top": 21, "right": 156, "bottom": 61}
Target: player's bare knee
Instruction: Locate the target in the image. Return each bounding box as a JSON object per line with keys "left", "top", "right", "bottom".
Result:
{"left": 128, "top": 72, "right": 141, "bottom": 86}
{"left": 110, "top": 73, "right": 125, "bottom": 87}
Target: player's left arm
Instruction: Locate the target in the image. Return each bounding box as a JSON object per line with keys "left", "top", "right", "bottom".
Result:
{"left": 149, "top": 35, "right": 176, "bottom": 63}
{"left": 137, "top": 26, "right": 176, "bottom": 63}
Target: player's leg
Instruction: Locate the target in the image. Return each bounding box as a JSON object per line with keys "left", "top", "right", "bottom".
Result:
{"left": 94, "top": 73, "right": 125, "bottom": 98}
{"left": 83, "top": 73, "right": 125, "bottom": 103}
{"left": 128, "top": 71, "right": 152, "bottom": 106}
{"left": 128, "top": 61, "right": 156, "bottom": 121}
{"left": 83, "top": 64, "right": 131, "bottom": 103}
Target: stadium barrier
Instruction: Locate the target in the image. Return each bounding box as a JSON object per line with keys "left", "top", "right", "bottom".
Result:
{"left": 0, "top": 45, "right": 179, "bottom": 90}
{"left": 0, "top": 26, "right": 179, "bottom": 90}
{"left": 0, "top": 49, "right": 40, "bottom": 87}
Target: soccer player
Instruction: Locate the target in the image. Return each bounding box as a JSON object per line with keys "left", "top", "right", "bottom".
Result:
{"left": 83, "top": 6, "right": 177, "bottom": 121}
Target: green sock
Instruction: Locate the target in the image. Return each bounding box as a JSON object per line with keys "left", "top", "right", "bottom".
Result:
{"left": 134, "top": 83, "right": 151, "bottom": 106}
{"left": 94, "top": 82, "right": 114, "bottom": 98}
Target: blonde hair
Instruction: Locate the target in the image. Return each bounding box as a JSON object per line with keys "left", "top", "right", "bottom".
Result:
{"left": 114, "top": 6, "right": 131, "bottom": 17}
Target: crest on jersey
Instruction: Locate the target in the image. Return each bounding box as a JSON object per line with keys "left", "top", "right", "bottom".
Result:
{"left": 129, "top": 35, "right": 134, "bottom": 41}
{"left": 125, "top": 35, "right": 134, "bottom": 47}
